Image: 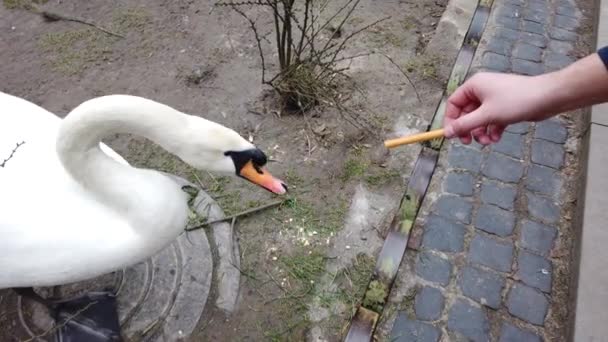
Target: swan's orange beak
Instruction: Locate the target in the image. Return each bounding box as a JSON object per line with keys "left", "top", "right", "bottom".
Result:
{"left": 239, "top": 160, "right": 288, "bottom": 195}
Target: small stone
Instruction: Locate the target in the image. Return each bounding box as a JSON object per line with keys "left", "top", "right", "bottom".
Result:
{"left": 482, "top": 153, "right": 524, "bottom": 183}
{"left": 523, "top": 8, "right": 549, "bottom": 24}
{"left": 548, "top": 40, "right": 572, "bottom": 55}
{"left": 449, "top": 145, "right": 483, "bottom": 172}
{"left": 527, "top": 192, "right": 560, "bottom": 224}
{"left": 499, "top": 323, "right": 542, "bottom": 342}
{"left": 435, "top": 195, "right": 473, "bottom": 224}
{"left": 549, "top": 26, "right": 578, "bottom": 41}
{"left": 459, "top": 266, "right": 505, "bottom": 309}
{"left": 447, "top": 299, "right": 490, "bottom": 342}
{"left": 512, "top": 58, "right": 544, "bottom": 75}
{"left": 486, "top": 37, "right": 514, "bottom": 56}
{"left": 482, "top": 52, "right": 510, "bottom": 72}
{"left": 496, "top": 16, "right": 520, "bottom": 30}
{"left": 526, "top": 164, "right": 562, "bottom": 199}
{"left": 505, "top": 122, "right": 530, "bottom": 134}
{"left": 531, "top": 139, "right": 565, "bottom": 169}
{"left": 422, "top": 215, "right": 466, "bottom": 253}
{"left": 415, "top": 286, "right": 445, "bottom": 321}
{"left": 545, "top": 51, "right": 575, "bottom": 69}
{"left": 534, "top": 119, "right": 568, "bottom": 143}
{"left": 516, "top": 251, "right": 553, "bottom": 293}
{"left": 554, "top": 14, "right": 579, "bottom": 30}
{"left": 475, "top": 204, "right": 515, "bottom": 237}
{"left": 390, "top": 313, "right": 441, "bottom": 342}
{"left": 522, "top": 20, "right": 545, "bottom": 35}
{"left": 496, "top": 27, "right": 521, "bottom": 41}
{"left": 445, "top": 172, "right": 475, "bottom": 196}
{"left": 469, "top": 234, "right": 514, "bottom": 272}
{"left": 416, "top": 251, "right": 453, "bottom": 286}
{"left": 506, "top": 283, "right": 549, "bottom": 325}
{"left": 513, "top": 42, "right": 542, "bottom": 62}
{"left": 520, "top": 219, "right": 558, "bottom": 256}
{"left": 520, "top": 32, "right": 547, "bottom": 48}
{"left": 492, "top": 131, "right": 525, "bottom": 158}
{"left": 480, "top": 179, "right": 517, "bottom": 210}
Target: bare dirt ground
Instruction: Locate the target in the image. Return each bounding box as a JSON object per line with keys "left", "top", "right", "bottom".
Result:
{"left": 0, "top": 0, "right": 450, "bottom": 340}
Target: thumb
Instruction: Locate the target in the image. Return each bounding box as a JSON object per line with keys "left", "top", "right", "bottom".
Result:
{"left": 445, "top": 106, "right": 489, "bottom": 138}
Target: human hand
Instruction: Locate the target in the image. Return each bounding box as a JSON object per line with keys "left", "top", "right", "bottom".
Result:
{"left": 443, "top": 72, "right": 555, "bottom": 145}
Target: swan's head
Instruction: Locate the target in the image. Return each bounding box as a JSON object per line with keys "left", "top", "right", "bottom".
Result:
{"left": 180, "top": 117, "right": 288, "bottom": 195}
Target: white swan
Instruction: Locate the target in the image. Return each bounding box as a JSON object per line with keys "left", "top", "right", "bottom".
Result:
{"left": 0, "top": 91, "right": 286, "bottom": 338}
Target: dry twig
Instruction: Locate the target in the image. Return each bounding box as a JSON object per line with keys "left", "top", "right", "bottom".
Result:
{"left": 40, "top": 10, "right": 125, "bottom": 38}
{"left": 186, "top": 199, "right": 286, "bottom": 231}
{"left": 1, "top": 141, "right": 25, "bottom": 168}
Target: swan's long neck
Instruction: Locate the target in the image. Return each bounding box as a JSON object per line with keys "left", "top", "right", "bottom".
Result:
{"left": 56, "top": 95, "right": 193, "bottom": 237}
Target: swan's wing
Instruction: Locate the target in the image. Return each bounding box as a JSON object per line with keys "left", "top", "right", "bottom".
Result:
{"left": 0, "top": 92, "right": 139, "bottom": 287}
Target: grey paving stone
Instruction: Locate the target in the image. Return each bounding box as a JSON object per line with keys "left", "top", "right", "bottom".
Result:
{"left": 554, "top": 14, "right": 579, "bottom": 30}
{"left": 526, "top": 164, "right": 561, "bottom": 198}
{"left": 527, "top": 0, "right": 548, "bottom": 12}
{"left": 545, "top": 51, "right": 575, "bottom": 69}
{"left": 445, "top": 172, "right": 475, "bottom": 196}
{"left": 512, "top": 58, "right": 544, "bottom": 75}
{"left": 435, "top": 195, "right": 473, "bottom": 224}
{"left": 534, "top": 119, "right": 568, "bottom": 143}
{"left": 527, "top": 192, "right": 560, "bottom": 224}
{"left": 548, "top": 39, "right": 572, "bottom": 55}
{"left": 416, "top": 250, "right": 453, "bottom": 286}
{"left": 496, "top": 15, "right": 521, "bottom": 30}
{"left": 520, "top": 32, "right": 547, "bottom": 48}
{"left": 482, "top": 153, "right": 524, "bottom": 183}
{"left": 496, "top": 27, "right": 521, "bottom": 41}
{"left": 520, "top": 219, "right": 558, "bottom": 256}
{"left": 480, "top": 179, "right": 517, "bottom": 210}
{"left": 506, "top": 283, "right": 549, "bottom": 325}
{"left": 415, "top": 286, "right": 445, "bottom": 321}
{"left": 449, "top": 145, "right": 483, "bottom": 173}
{"left": 499, "top": 322, "right": 542, "bottom": 342}
{"left": 522, "top": 20, "right": 545, "bottom": 35}
{"left": 492, "top": 131, "right": 525, "bottom": 158}
{"left": 549, "top": 26, "right": 578, "bottom": 41}
{"left": 469, "top": 234, "right": 514, "bottom": 272}
{"left": 523, "top": 8, "right": 549, "bottom": 24}
{"left": 422, "top": 215, "right": 467, "bottom": 253}
{"left": 459, "top": 266, "right": 506, "bottom": 309}
{"left": 505, "top": 122, "right": 530, "bottom": 134}
{"left": 390, "top": 313, "right": 441, "bottom": 342}
{"left": 475, "top": 204, "right": 516, "bottom": 237}
{"left": 487, "top": 37, "right": 514, "bottom": 56}
{"left": 447, "top": 299, "right": 490, "bottom": 342}
{"left": 556, "top": 4, "right": 579, "bottom": 18}
{"left": 496, "top": 4, "right": 522, "bottom": 18}
{"left": 482, "top": 52, "right": 510, "bottom": 72}
{"left": 531, "top": 139, "right": 565, "bottom": 169}
{"left": 516, "top": 251, "right": 553, "bottom": 293}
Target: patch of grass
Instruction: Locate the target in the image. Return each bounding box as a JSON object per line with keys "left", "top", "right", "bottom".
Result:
{"left": 368, "top": 27, "right": 406, "bottom": 48}
{"left": 365, "top": 169, "right": 400, "bottom": 186}
{"left": 362, "top": 279, "right": 388, "bottom": 312}
{"left": 37, "top": 7, "right": 151, "bottom": 75}
{"left": 279, "top": 250, "right": 326, "bottom": 286}
{"left": 39, "top": 28, "right": 116, "bottom": 75}
{"left": 278, "top": 197, "right": 346, "bottom": 238}
{"left": 284, "top": 168, "right": 304, "bottom": 187}
{"left": 401, "top": 17, "right": 415, "bottom": 31}
{"left": 111, "top": 7, "right": 151, "bottom": 34}
{"left": 3, "top": 0, "right": 46, "bottom": 10}
{"left": 341, "top": 157, "right": 367, "bottom": 182}
{"left": 404, "top": 55, "right": 440, "bottom": 79}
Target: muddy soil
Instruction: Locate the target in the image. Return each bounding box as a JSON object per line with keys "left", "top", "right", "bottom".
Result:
{"left": 0, "top": 0, "right": 448, "bottom": 340}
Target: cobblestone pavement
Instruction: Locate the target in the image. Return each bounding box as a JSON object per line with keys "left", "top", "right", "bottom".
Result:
{"left": 388, "top": 0, "right": 592, "bottom": 340}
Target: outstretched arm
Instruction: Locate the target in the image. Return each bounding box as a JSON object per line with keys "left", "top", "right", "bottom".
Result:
{"left": 443, "top": 48, "right": 608, "bottom": 145}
